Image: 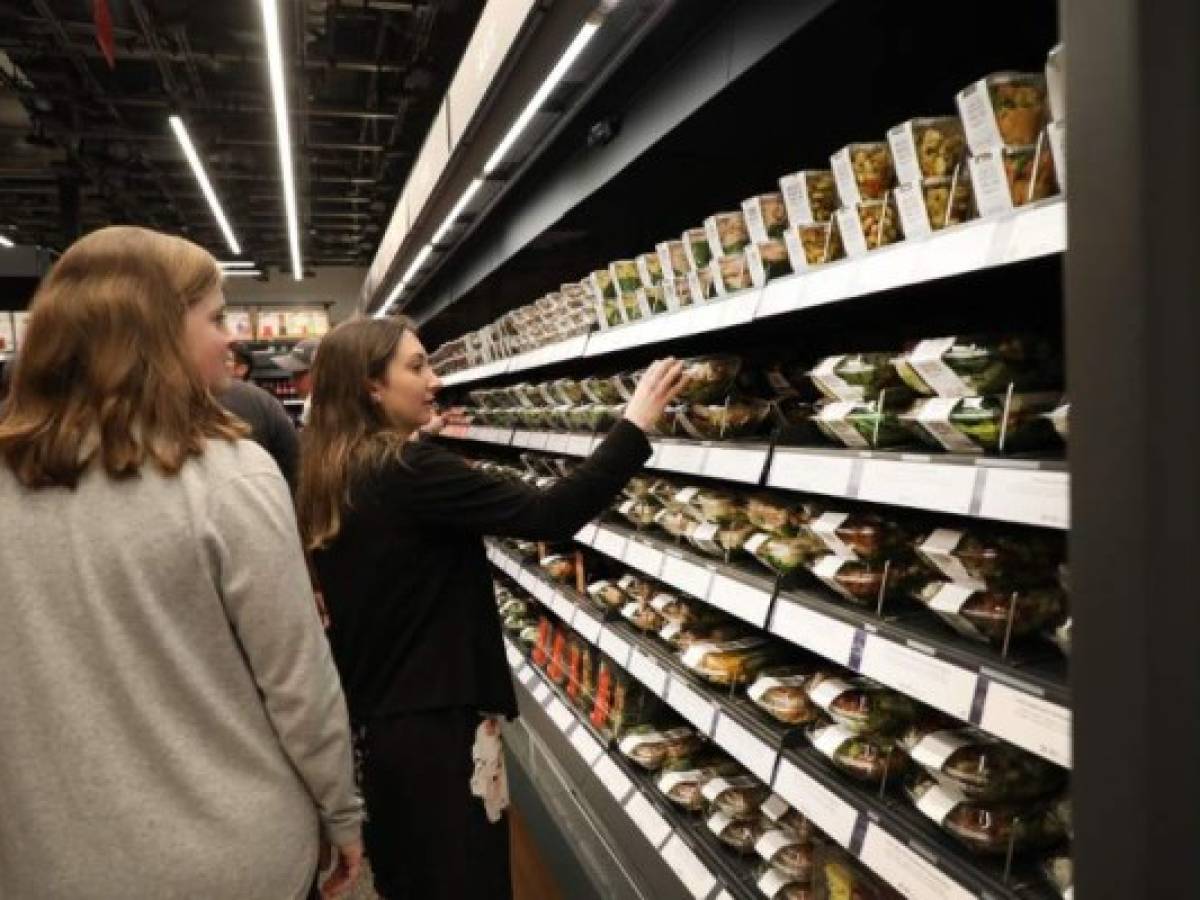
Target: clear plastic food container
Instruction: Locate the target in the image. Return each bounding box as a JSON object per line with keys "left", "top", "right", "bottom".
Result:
{"left": 913, "top": 525, "right": 1065, "bottom": 587}
{"left": 742, "top": 192, "right": 789, "bottom": 243}
{"left": 702, "top": 772, "right": 772, "bottom": 820}
{"left": 807, "top": 721, "right": 908, "bottom": 784}
{"left": 618, "top": 725, "right": 704, "bottom": 771}
{"left": 799, "top": 510, "right": 909, "bottom": 561}
{"left": 887, "top": 116, "right": 966, "bottom": 182}
{"left": 683, "top": 227, "right": 713, "bottom": 271}
{"left": 675, "top": 398, "right": 772, "bottom": 441}
{"left": 636, "top": 252, "right": 663, "bottom": 288}
{"left": 808, "top": 353, "right": 906, "bottom": 403}
{"left": 707, "top": 810, "right": 769, "bottom": 855}
{"left": 784, "top": 221, "right": 845, "bottom": 271}
{"left": 687, "top": 519, "right": 757, "bottom": 559}
{"left": 855, "top": 197, "right": 902, "bottom": 250}
{"left": 744, "top": 495, "right": 819, "bottom": 538}
{"left": 745, "top": 532, "right": 825, "bottom": 576}
{"left": 620, "top": 599, "right": 665, "bottom": 633}
{"left": 957, "top": 72, "right": 1048, "bottom": 153}
{"left": 901, "top": 394, "right": 1061, "bottom": 454}
{"left": 714, "top": 251, "right": 754, "bottom": 294}
{"left": 778, "top": 169, "right": 838, "bottom": 224}
{"left": 806, "top": 674, "right": 921, "bottom": 736}
{"left": 746, "top": 239, "right": 794, "bottom": 287}
{"left": 617, "top": 497, "right": 661, "bottom": 528}
{"left": 585, "top": 579, "right": 630, "bottom": 612}
{"left": 580, "top": 375, "right": 624, "bottom": 405}
{"left": 813, "top": 399, "right": 911, "bottom": 450}
{"left": 912, "top": 581, "right": 1069, "bottom": 645}
{"left": 831, "top": 142, "right": 894, "bottom": 206}
{"left": 681, "top": 636, "right": 781, "bottom": 686}
{"left": 656, "top": 757, "right": 741, "bottom": 811}
{"left": 657, "top": 240, "right": 691, "bottom": 281}
{"left": 609, "top": 260, "right": 641, "bottom": 294}
{"left": 705, "top": 210, "right": 751, "bottom": 258}
{"left": 655, "top": 507, "right": 699, "bottom": 541}
{"left": 619, "top": 291, "right": 645, "bottom": 324}
{"left": 747, "top": 665, "right": 820, "bottom": 726}
{"left": 895, "top": 335, "right": 1061, "bottom": 398}
{"left": 676, "top": 355, "right": 743, "bottom": 403}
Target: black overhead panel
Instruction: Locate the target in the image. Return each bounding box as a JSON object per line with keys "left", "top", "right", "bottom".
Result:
{"left": 0, "top": 0, "right": 483, "bottom": 268}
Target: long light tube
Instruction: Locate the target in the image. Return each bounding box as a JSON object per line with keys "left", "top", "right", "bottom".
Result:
{"left": 218, "top": 260, "right": 255, "bottom": 268}
{"left": 259, "top": 0, "right": 303, "bottom": 281}
{"left": 431, "top": 178, "right": 484, "bottom": 246}
{"left": 482, "top": 19, "right": 600, "bottom": 175}
{"left": 222, "top": 269, "right": 264, "bottom": 277}
{"left": 0, "top": 235, "right": 13, "bottom": 248}
{"left": 168, "top": 115, "right": 241, "bottom": 255}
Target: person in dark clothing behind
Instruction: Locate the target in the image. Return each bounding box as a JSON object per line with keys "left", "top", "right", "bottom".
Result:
{"left": 216, "top": 346, "right": 300, "bottom": 490}
{"left": 229, "top": 342, "right": 255, "bottom": 380}
{"left": 296, "top": 317, "right": 684, "bottom": 900}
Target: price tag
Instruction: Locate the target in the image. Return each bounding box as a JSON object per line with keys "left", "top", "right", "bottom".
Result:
{"left": 978, "top": 467, "right": 1070, "bottom": 529}
{"left": 654, "top": 441, "right": 708, "bottom": 474}
{"left": 713, "top": 713, "right": 778, "bottom": 783}
{"left": 532, "top": 682, "right": 551, "bottom": 705}
{"left": 629, "top": 649, "right": 669, "bottom": 696}
{"left": 835, "top": 207, "right": 869, "bottom": 258}
{"left": 624, "top": 792, "right": 672, "bottom": 849}
{"left": 858, "top": 635, "right": 978, "bottom": 721}
{"left": 547, "top": 698, "right": 576, "bottom": 734}
{"left": 666, "top": 679, "right": 716, "bottom": 735}
{"left": 706, "top": 571, "right": 773, "bottom": 627}
{"left": 830, "top": 148, "right": 861, "bottom": 207}
{"left": 595, "top": 623, "right": 630, "bottom": 664}
{"left": 575, "top": 522, "right": 599, "bottom": 545}
{"left": 956, "top": 77, "right": 1004, "bottom": 155}
{"left": 859, "top": 824, "right": 976, "bottom": 900}
{"left": 594, "top": 527, "right": 629, "bottom": 559}
{"left": 623, "top": 539, "right": 665, "bottom": 577}
{"left": 701, "top": 445, "right": 768, "bottom": 483}
{"left": 979, "top": 679, "right": 1072, "bottom": 767}
{"left": 661, "top": 834, "right": 717, "bottom": 900}
{"left": 768, "top": 449, "right": 857, "bottom": 498}
{"left": 769, "top": 597, "right": 857, "bottom": 666}
{"left": 551, "top": 593, "right": 577, "bottom": 625}
{"left": 569, "top": 726, "right": 603, "bottom": 765}
{"left": 894, "top": 181, "right": 933, "bottom": 240}
{"left": 772, "top": 757, "right": 859, "bottom": 847}
{"left": 594, "top": 754, "right": 634, "bottom": 802}
{"left": 660, "top": 553, "right": 713, "bottom": 599}
{"left": 573, "top": 609, "right": 602, "bottom": 645}
{"left": 857, "top": 459, "right": 978, "bottom": 516}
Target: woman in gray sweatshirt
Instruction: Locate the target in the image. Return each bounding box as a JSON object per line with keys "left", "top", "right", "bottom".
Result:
{"left": 0, "top": 227, "right": 362, "bottom": 899}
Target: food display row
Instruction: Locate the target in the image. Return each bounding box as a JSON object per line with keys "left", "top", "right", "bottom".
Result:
{"left": 492, "top": 540, "right": 1072, "bottom": 900}
{"left": 432, "top": 46, "right": 1066, "bottom": 377}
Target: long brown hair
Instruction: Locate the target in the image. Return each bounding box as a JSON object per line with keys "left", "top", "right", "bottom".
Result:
{"left": 0, "top": 226, "right": 245, "bottom": 488}
{"left": 296, "top": 315, "right": 415, "bottom": 550}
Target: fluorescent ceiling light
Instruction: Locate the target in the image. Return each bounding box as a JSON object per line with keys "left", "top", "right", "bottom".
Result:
{"left": 431, "top": 179, "right": 485, "bottom": 245}
{"left": 482, "top": 19, "right": 600, "bottom": 175}
{"left": 259, "top": 0, "right": 303, "bottom": 281}
{"left": 0, "top": 235, "right": 13, "bottom": 248}
{"left": 168, "top": 115, "right": 241, "bottom": 255}
{"left": 401, "top": 244, "right": 434, "bottom": 285}
{"left": 222, "top": 269, "right": 263, "bottom": 277}
{"left": 218, "top": 260, "right": 255, "bottom": 268}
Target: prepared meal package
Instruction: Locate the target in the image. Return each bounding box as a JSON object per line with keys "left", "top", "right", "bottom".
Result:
{"left": 807, "top": 720, "right": 908, "bottom": 784}
{"left": 618, "top": 724, "right": 703, "bottom": 771}
{"left": 806, "top": 674, "right": 921, "bottom": 736}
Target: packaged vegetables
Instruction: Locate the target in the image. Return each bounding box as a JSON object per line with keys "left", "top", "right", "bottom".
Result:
{"left": 748, "top": 666, "right": 821, "bottom": 725}
{"left": 675, "top": 398, "right": 772, "bottom": 440}
{"left": 656, "top": 756, "right": 741, "bottom": 811}
{"left": 912, "top": 581, "right": 1069, "bottom": 645}
{"left": 681, "top": 636, "right": 782, "bottom": 686}
{"left": 887, "top": 116, "right": 966, "bottom": 183}
{"left": 831, "top": 142, "right": 894, "bottom": 206}
{"left": 707, "top": 811, "right": 769, "bottom": 855}
{"left": 702, "top": 772, "right": 771, "bottom": 820}
{"left": 957, "top": 72, "right": 1048, "bottom": 154}
{"left": 779, "top": 169, "right": 837, "bottom": 224}
{"left": 806, "top": 674, "right": 920, "bottom": 736}
{"left": 705, "top": 210, "right": 751, "bottom": 258}
{"left": 901, "top": 393, "right": 1061, "bottom": 454}
{"left": 618, "top": 724, "right": 704, "bottom": 770}
{"left": 808, "top": 353, "right": 908, "bottom": 402}
{"left": 807, "top": 721, "right": 908, "bottom": 784}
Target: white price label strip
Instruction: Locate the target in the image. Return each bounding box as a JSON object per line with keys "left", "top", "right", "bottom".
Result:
{"left": 660, "top": 553, "right": 713, "bottom": 599}
{"left": 858, "top": 636, "right": 978, "bottom": 722}
{"left": 551, "top": 593, "right": 577, "bottom": 624}
{"left": 661, "top": 834, "right": 717, "bottom": 900}
{"left": 666, "top": 679, "right": 717, "bottom": 735}
{"left": 769, "top": 597, "right": 857, "bottom": 667}
{"left": 702, "top": 445, "right": 768, "bottom": 483}
{"left": 575, "top": 522, "right": 599, "bottom": 545}
{"left": 654, "top": 441, "right": 709, "bottom": 474}
{"left": 768, "top": 449, "right": 857, "bottom": 498}
{"left": 569, "top": 726, "right": 603, "bottom": 766}
{"left": 707, "top": 572, "right": 773, "bottom": 627}
{"left": 629, "top": 649, "right": 669, "bottom": 696}
{"left": 504, "top": 642, "right": 523, "bottom": 668}
{"left": 978, "top": 467, "right": 1070, "bottom": 529}
{"left": 772, "top": 757, "right": 859, "bottom": 847}
{"left": 567, "top": 434, "right": 593, "bottom": 456}
{"left": 573, "top": 610, "right": 602, "bottom": 645}
{"left": 594, "top": 754, "right": 634, "bottom": 803}
{"left": 598, "top": 628, "right": 633, "bottom": 668}
{"left": 547, "top": 698, "right": 576, "bottom": 734}
{"left": 623, "top": 540, "right": 665, "bottom": 577}
{"left": 859, "top": 824, "right": 976, "bottom": 900}
{"left": 979, "top": 679, "right": 1072, "bottom": 768}
{"left": 517, "top": 664, "right": 536, "bottom": 686}
{"left": 713, "top": 713, "right": 778, "bottom": 783}
{"left": 594, "top": 527, "right": 629, "bottom": 559}
{"left": 532, "top": 682, "right": 551, "bottom": 705}
{"left": 624, "top": 791, "right": 672, "bottom": 849}
{"left": 857, "top": 459, "right": 979, "bottom": 516}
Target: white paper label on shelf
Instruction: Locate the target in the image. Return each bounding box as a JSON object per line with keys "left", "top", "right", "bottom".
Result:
{"left": 969, "top": 151, "right": 1016, "bottom": 219}
{"left": 701, "top": 774, "right": 760, "bottom": 803}
{"left": 894, "top": 181, "right": 933, "bottom": 240}
{"left": 811, "top": 722, "right": 854, "bottom": 759}
{"left": 914, "top": 782, "right": 967, "bottom": 824}
{"left": 747, "top": 673, "right": 809, "bottom": 704}
{"left": 546, "top": 434, "right": 568, "bottom": 454}
{"left": 886, "top": 122, "right": 921, "bottom": 186}
{"left": 807, "top": 676, "right": 855, "bottom": 712}
{"left": 547, "top": 698, "right": 575, "bottom": 733}
{"left": 859, "top": 636, "right": 978, "bottom": 721}
{"left": 702, "top": 445, "right": 767, "bottom": 483}
{"left": 835, "top": 207, "right": 869, "bottom": 258}
{"left": 979, "top": 679, "right": 1072, "bottom": 767}
{"left": 630, "top": 650, "right": 669, "bottom": 696}
{"left": 532, "top": 682, "right": 551, "bottom": 704}
{"left": 598, "top": 628, "right": 632, "bottom": 667}
{"left": 594, "top": 527, "right": 629, "bottom": 559}
{"left": 816, "top": 401, "right": 870, "bottom": 449}
{"left": 667, "top": 680, "right": 716, "bottom": 735}
{"left": 808, "top": 355, "right": 858, "bottom": 401}
{"left": 564, "top": 434, "right": 590, "bottom": 456}
{"left": 595, "top": 754, "right": 634, "bottom": 802}
{"left": 761, "top": 793, "right": 791, "bottom": 822}
{"left": 707, "top": 571, "right": 773, "bottom": 627}
{"left": 906, "top": 338, "right": 970, "bottom": 397}
{"left": 661, "top": 553, "right": 713, "bottom": 599}
{"left": 858, "top": 458, "right": 978, "bottom": 516}
{"left": 574, "top": 609, "right": 602, "bottom": 645}
{"left": 915, "top": 398, "right": 982, "bottom": 454}
{"left": 979, "top": 467, "right": 1070, "bottom": 529}
{"left": 742, "top": 197, "right": 769, "bottom": 245}
{"left": 1048, "top": 121, "right": 1067, "bottom": 190}
{"left": 706, "top": 810, "right": 734, "bottom": 837}
{"left": 772, "top": 758, "right": 859, "bottom": 847}
{"left": 755, "top": 828, "right": 800, "bottom": 864}
{"left": 956, "top": 78, "right": 1004, "bottom": 154}
{"left": 624, "top": 539, "right": 664, "bottom": 577}
{"left": 656, "top": 442, "right": 707, "bottom": 473}
{"left": 505, "top": 642, "right": 523, "bottom": 668}
{"left": 770, "top": 598, "right": 857, "bottom": 666}
{"left": 662, "top": 834, "right": 717, "bottom": 900}
{"left": 518, "top": 665, "right": 536, "bottom": 687}
{"left": 713, "top": 714, "right": 778, "bottom": 783}
{"left": 910, "top": 729, "right": 975, "bottom": 772}
{"left": 917, "top": 529, "right": 985, "bottom": 586}
{"left": 809, "top": 511, "right": 856, "bottom": 558}
{"left": 768, "top": 450, "right": 857, "bottom": 497}
{"left": 569, "top": 726, "right": 603, "bottom": 765}
{"left": 830, "top": 148, "right": 861, "bottom": 208}
{"left": 625, "top": 792, "right": 672, "bottom": 848}
{"left": 575, "top": 522, "right": 599, "bottom": 545}
{"left": 860, "top": 824, "right": 976, "bottom": 900}
{"left": 779, "top": 172, "right": 816, "bottom": 227}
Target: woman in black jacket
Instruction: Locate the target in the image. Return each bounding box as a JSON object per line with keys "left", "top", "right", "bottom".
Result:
{"left": 297, "top": 316, "right": 683, "bottom": 899}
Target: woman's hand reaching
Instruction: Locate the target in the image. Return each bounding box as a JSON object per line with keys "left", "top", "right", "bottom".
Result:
{"left": 623, "top": 358, "right": 686, "bottom": 433}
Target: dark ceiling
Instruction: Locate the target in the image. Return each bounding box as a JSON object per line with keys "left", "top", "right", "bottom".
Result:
{"left": 0, "top": 0, "right": 484, "bottom": 270}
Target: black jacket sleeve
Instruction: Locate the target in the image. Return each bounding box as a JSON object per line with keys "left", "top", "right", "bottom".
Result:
{"left": 263, "top": 398, "right": 300, "bottom": 492}
{"left": 393, "top": 419, "right": 652, "bottom": 540}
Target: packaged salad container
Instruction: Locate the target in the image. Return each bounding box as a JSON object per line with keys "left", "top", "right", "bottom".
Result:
{"left": 618, "top": 725, "right": 704, "bottom": 771}
{"left": 621, "top": 599, "right": 665, "bottom": 633}
{"left": 1044, "top": 400, "right": 1069, "bottom": 442}
{"left": 745, "top": 532, "right": 825, "bottom": 576}
{"left": 757, "top": 865, "right": 816, "bottom": 900}
{"left": 899, "top": 720, "right": 1066, "bottom": 801}
{"left": 744, "top": 495, "right": 819, "bottom": 538}
{"left": 779, "top": 169, "right": 837, "bottom": 224}
{"left": 808, "top": 554, "right": 915, "bottom": 607}
{"left": 539, "top": 553, "right": 576, "bottom": 584}
{"left": 831, "top": 142, "right": 894, "bottom": 206}
{"left": 813, "top": 399, "right": 911, "bottom": 450}
{"left": 887, "top": 116, "right": 967, "bottom": 183}
{"left": 808, "top": 353, "right": 906, "bottom": 403}
{"left": 756, "top": 829, "right": 817, "bottom": 883}
{"left": 688, "top": 519, "right": 757, "bottom": 559}
{"left": 746, "top": 239, "right": 794, "bottom": 288}
{"left": 683, "top": 227, "right": 713, "bottom": 272}
{"left": 609, "top": 260, "right": 641, "bottom": 294}
{"left": 901, "top": 394, "right": 1061, "bottom": 454}
{"left": 894, "top": 173, "right": 974, "bottom": 238}
{"left": 675, "top": 398, "right": 772, "bottom": 441}
{"left": 550, "top": 378, "right": 585, "bottom": 406}
{"left": 641, "top": 285, "right": 669, "bottom": 315}
{"left": 659, "top": 620, "right": 747, "bottom": 652}
{"left": 656, "top": 507, "right": 698, "bottom": 541}
{"left": 784, "top": 221, "right": 845, "bottom": 272}
{"left": 914, "top": 526, "right": 1064, "bottom": 587}
{"left": 656, "top": 756, "right": 741, "bottom": 811}
{"left": 657, "top": 240, "right": 691, "bottom": 281}
{"left": 676, "top": 355, "right": 743, "bottom": 403}
{"left": 616, "top": 573, "right": 657, "bottom": 604}
{"left": 585, "top": 579, "right": 630, "bottom": 613}
{"left": 742, "top": 192, "right": 790, "bottom": 243}
{"left": 705, "top": 210, "right": 751, "bottom": 259}
{"left": 702, "top": 773, "right": 771, "bottom": 820}
{"left": 681, "top": 636, "right": 781, "bottom": 686}
{"left": 649, "top": 592, "right": 724, "bottom": 629}
{"left": 807, "top": 720, "right": 908, "bottom": 784}
{"left": 674, "top": 486, "right": 742, "bottom": 525}
{"left": 707, "top": 810, "right": 769, "bottom": 855}
{"left": 748, "top": 665, "right": 820, "bottom": 726}
{"left": 636, "top": 252, "right": 664, "bottom": 288}
{"left": 580, "top": 375, "right": 624, "bottom": 405}
{"left": 1043, "top": 855, "right": 1073, "bottom": 900}
{"left": 617, "top": 497, "right": 662, "bottom": 528}
{"left": 969, "top": 144, "right": 1057, "bottom": 217}
{"left": 912, "top": 581, "right": 1069, "bottom": 645}
{"left": 619, "top": 290, "right": 646, "bottom": 324}
{"left": 893, "top": 335, "right": 1060, "bottom": 398}
{"left": 711, "top": 252, "right": 754, "bottom": 295}
{"left": 957, "top": 72, "right": 1048, "bottom": 154}
{"left": 806, "top": 674, "right": 921, "bottom": 736}
{"left": 800, "top": 510, "right": 908, "bottom": 561}
{"left": 854, "top": 196, "right": 902, "bottom": 250}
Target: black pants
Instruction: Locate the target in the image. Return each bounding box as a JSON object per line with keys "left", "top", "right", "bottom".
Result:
{"left": 361, "top": 708, "right": 512, "bottom": 900}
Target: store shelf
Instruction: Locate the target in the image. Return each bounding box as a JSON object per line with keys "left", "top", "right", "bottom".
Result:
{"left": 436, "top": 199, "right": 1065, "bottom": 387}
{"left": 553, "top": 525, "right": 1071, "bottom": 769}
{"left": 492, "top": 546, "right": 1059, "bottom": 900}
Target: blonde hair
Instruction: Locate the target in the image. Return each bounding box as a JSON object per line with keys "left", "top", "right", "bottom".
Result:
{"left": 0, "top": 226, "right": 245, "bottom": 488}
{"left": 296, "top": 316, "right": 414, "bottom": 550}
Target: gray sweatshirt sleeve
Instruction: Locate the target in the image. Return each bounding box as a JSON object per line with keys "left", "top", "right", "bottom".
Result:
{"left": 206, "top": 466, "right": 363, "bottom": 846}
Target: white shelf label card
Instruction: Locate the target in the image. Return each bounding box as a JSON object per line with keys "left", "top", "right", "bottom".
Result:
{"left": 625, "top": 791, "right": 672, "bottom": 849}
{"left": 624, "top": 539, "right": 665, "bottom": 577}
{"left": 713, "top": 713, "right": 778, "bottom": 783}
{"left": 858, "top": 635, "right": 978, "bottom": 721}
{"left": 858, "top": 458, "right": 978, "bottom": 516}
{"left": 598, "top": 628, "right": 632, "bottom": 668}
{"left": 547, "top": 698, "right": 576, "bottom": 734}
{"left": 769, "top": 598, "right": 857, "bottom": 667}
{"left": 594, "top": 527, "right": 629, "bottom": 559}
{"left": 575, "top": 522, "right": 599, "bottom": 545}
{"left": 772, "top": 757, "right": 859, "bottom": 847}
{"left": 661, "top": 553, "right": 714, "bottom": 599}
{"left": 979, "top": 678, "right": 1072, "bottom": 768}
{"left": 978, "top": 467, "right": 1070, "bottom": 529}
{"left": 701, "top": 445, "right": 768, "bottom": 483}
{"left": 517, "top": 665, "right": 537, "bottom": 687}
{"left": 768, "top": 449, "right": 857, "bottom": 498}
{"left": 594, "top": 754, "right": 634, "bottom": 802}
{"left": 573, "top": 609, "right": 603, "bottom": 645}
{"left": 666, "top": 679, "right": 717, "bottom": 735}
{"left": 532, "top": 682, "right": 551, "bottom": 705}
{"left": 569, "top": 726, "right": 604, "bottom": 765}
{"left": 629, "top": 649, "right": 669, "bottom": 696}
{"left": 859, "top": 823, "right": 976, "bottom": 900}
{"left": 661, "top": 834, "right": 717, "bottom": 900}
{"left": 707, "top": 571, "right": 773, "bottom": 627}
{"left": 655, "top": 441, "right": 709, "bottom": 474}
